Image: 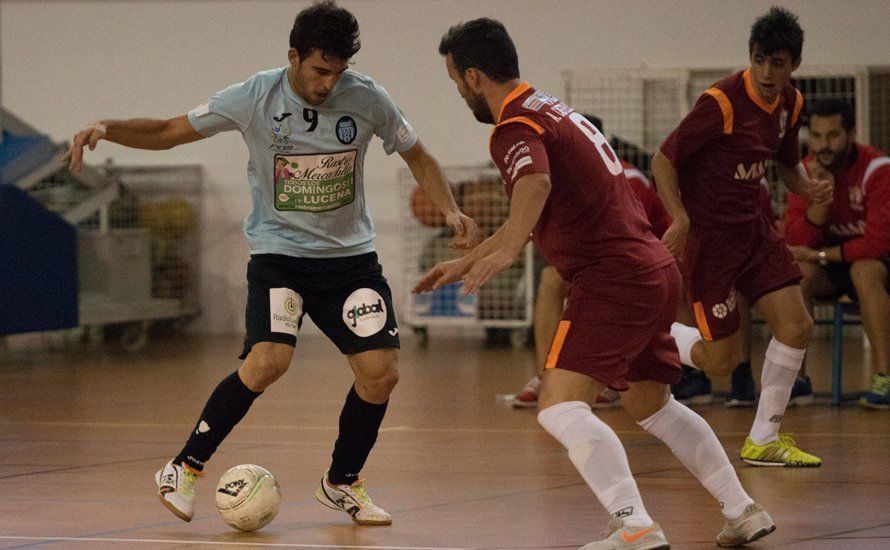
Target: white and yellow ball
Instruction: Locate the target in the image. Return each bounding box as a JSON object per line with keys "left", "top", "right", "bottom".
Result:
{"left": 215, "top": 464, "right": 281, "bottom": 532}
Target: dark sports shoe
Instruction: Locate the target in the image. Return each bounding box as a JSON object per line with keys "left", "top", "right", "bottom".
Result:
{"left": 726, "top": 363, "right": 756, "bottom": 408}
{"left": 672, "top": 365, "right": 714, "bottom": 405}
{"left": 788, "top": 375, "right": 814, "bottom": 407}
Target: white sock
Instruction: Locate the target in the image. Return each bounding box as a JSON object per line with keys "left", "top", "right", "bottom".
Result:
{"left": 538, "top": 401, "right": 653, "bottom": 527}
{"left": 671, "top": 322, "right": 702, "bottom": 368}
{"left": 750, "top": 337, "right": 805, "bottom": 444}
{"left": 638, "top": 395, "right": 754, "bottom": 519}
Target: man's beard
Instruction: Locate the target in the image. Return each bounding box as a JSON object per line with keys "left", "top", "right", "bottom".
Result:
{"left": 815, "top": 143, "right": 851, "bottom": 170}
{"left": 467, "top": 91, "right": 494, "bottom": 124}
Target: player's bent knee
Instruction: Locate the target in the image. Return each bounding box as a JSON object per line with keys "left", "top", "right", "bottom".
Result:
{"left": 773, "top": 314, "right": 813, "bottom": 348}
{"left": 698, "top": 341, "right": 741, "bottom": 376}
{"left": 242, "top": 343, "right": 293, "bottom": 390}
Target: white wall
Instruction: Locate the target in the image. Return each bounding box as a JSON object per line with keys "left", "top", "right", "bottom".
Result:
{"left": 3, "top": 0, "right": 889, "bottom": 333}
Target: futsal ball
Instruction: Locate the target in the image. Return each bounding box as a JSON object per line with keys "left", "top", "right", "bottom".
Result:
{"left": 215, "top": 464, "right": 281, "bottom": 532}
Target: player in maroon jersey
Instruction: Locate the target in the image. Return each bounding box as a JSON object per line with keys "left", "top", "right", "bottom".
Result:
{"left": 672, "top": 179, "right": 783, "bottom": 407}
{"left": 511, "top": 116, "right": 669, "bottom": 411}
{"left": 653, "top": 7, "right": 832, "bottom": 467}
{"left": 421, "top": 18, "right": 776, "bottom": 549}
{"left": 785, "top": 98, "right": 890, "bottom": 409}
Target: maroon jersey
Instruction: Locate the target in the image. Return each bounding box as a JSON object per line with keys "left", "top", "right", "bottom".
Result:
{"left": 758, "top": 177, "right": 777, "bottom": 227}
{"left": 660, "top": 69, "right": 804, "bottom": 227}
{"left": 622, "top": 162, "right": 671, "bottom": 239}
{"left": 785, "top": 143, "right": 890, "bottom": 261}
{"left": 490, "top": 83, "right": 674, "bottom": 280}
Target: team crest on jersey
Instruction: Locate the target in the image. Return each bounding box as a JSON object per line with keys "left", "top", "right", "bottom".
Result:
{"left": 336, "top": 116, "right": 357, "bottom": 144}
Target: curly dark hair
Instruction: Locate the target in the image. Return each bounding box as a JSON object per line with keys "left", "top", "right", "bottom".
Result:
{"left": 290, "top": 1, "right": 360, "bottom": 60}
{"left": 749, "top": 6, "right": 804, "bottom": 61}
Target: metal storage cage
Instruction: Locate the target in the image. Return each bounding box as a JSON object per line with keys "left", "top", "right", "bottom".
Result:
{"left": 399, "top": 165, "right": 535, "bottom": 343}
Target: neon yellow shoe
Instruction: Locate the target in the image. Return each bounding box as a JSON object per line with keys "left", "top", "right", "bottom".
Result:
{"left": 740, "top": 434, "right": 821, "bottom": 467}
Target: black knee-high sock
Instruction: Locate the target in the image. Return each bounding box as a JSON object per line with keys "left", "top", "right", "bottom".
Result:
{"left": 328, "top": 385, "right": 388, "bottom": 486}
{"left": 174, "top": 371, "right": 262, "bottom": 471}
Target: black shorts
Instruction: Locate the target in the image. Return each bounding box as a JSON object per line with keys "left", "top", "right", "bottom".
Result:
{"left": 240, "top": 252, "right": 400, "bottom": 359}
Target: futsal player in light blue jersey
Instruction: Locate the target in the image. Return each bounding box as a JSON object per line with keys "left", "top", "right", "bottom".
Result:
{"left": 65, "top": 0, "right": 477, "bottom": 526}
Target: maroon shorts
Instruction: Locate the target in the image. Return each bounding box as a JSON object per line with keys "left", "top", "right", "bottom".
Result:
{"left": 545, "top": 263, "right": 682, "bottom": 391}
{"left": 683, "top": 215, "right": 802, "bottom": 341}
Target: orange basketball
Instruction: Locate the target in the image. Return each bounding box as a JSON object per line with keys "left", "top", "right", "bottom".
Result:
{"left": 410, "top": 187, "right": 446, "bottom": 227}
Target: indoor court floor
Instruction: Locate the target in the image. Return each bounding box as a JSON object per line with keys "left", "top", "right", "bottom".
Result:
{"left": 0, "top": 328, "right": 887, "bottom": 549}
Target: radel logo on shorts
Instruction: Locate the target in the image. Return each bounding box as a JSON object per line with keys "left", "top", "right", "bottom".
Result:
{"left": 342, "top": 288, "right": 387, "bottom": 337}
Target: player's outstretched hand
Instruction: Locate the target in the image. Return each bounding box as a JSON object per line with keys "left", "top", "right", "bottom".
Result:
{"left": 62, "top": 122, "right": 107, "bottom": 172}
{"left": 807, "top": 178, "right": 834, "bottom": 207}
{"left": 461, "top": 250, "right": 517, "bottom": 295}
{"left": 445, "top": 211, "right": 480, "bottom": 250}
{"left": 413, "top": 258, "right": 469, "bottom": 294}
{"left": 661, "top": 217, "right": 689, "bottom": 261}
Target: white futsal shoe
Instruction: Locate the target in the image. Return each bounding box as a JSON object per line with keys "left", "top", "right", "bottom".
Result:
{"left": 579, "top": 518, "right": 670, "bottom": 549}
{"left": 716, "top": 502, "right": 776, "bottom": 547}
{"left": 315, "top": 470, "right": 392, "bottom": 525}
{"left": 155, "top": 460, "right": 199, "bottom": 522}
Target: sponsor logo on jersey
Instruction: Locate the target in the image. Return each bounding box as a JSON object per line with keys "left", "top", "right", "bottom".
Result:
{"left": 194, "top": 100, "right": 211, "bottom": 117}
{"left": 274, "top": 151, "right": 357, "bottom": 212}
{"left": 504, "top": 141, "right": 532, "bottom": 181}
{"left": 397, "top": 124, "right": 413, "bottom": 146}
{"left": 342, "top": 288, "right": 387, "bottom": 337}
{"left": 336, "top": 116, "right": 357, "bottom": 144}
{"left": 734, "top": 160, "right": 767, "bottom": 181}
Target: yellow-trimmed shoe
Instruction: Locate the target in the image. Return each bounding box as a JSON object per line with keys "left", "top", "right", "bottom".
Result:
{"left": 155, "top": 460, "right": 201, "bottom": 521}
{"left": 740, "top": 434, "right": 821, "bottom": 467}
{"left": 315, "top": 471, "right": 392, "bottom": 525}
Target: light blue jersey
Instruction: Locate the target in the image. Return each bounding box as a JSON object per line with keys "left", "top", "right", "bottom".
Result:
{"left": 188, "top": 67, "right": 417, "bottom": 258}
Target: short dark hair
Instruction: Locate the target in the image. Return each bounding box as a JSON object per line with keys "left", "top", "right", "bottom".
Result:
{"left": 290, "top": 1, "right": 360, "bottom": 60}
{"left": 438, "top": 18, "right": 519, "bottom": 83}
{"left": 811, "top": 98, "right": 856, "bottom": 131}
{"left": 749, "top": 6, "right": 804, "bottom": 61}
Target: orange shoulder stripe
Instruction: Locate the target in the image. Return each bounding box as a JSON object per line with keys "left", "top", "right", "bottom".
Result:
{"left": 497, "top": 81, "right": 532, "bottom": 123}
{"left": 489, "top": 116, "right": 545, "bottom": 153}
{"left": 496, "top": 116, "right": 545, "bottom": 135}
{"left": 704, "top": 88, "right": 733, "bottom": 134}
{"left": 791, "top": 89, "right": 804, "bottom": 126}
